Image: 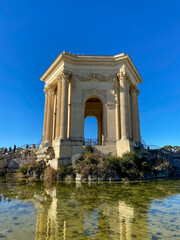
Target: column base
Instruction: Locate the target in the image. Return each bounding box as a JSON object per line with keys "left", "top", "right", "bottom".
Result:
{"left": 116, "top": 139, "right": 134, "bottom": 157}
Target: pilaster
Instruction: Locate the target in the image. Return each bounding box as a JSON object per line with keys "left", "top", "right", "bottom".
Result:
{"left": 43, "top": 88, "right": 48, "bottom": 142}
{"left": 131, "top": 87, "right": 140, "bottom": 143}
{"left": 46, "top": 85, "right": 56, "bottom": 143}
{"left": 117, "top": 72, "right": 129, "bottom": 140}
{"left": 55, "top": 78, "right": 62, "bottom": 139}
{"left": 60, "top": 71, "right": 71, "bottom": 140}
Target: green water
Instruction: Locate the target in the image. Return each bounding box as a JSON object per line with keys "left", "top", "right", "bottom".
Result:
{"left": 0, "top": 180, "right": 180, "bottom": 240}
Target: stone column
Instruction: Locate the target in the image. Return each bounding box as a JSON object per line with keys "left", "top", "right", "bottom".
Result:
{"left": 67, "top": 80, "right": 72, "bottom": 139}
{"left": 98, "top": 117, "right": 102, "bottom": 144}
{"left": 55, "top": 78, "right": 62, "bottom": 139}
{"left": 131, "top": 87, "right": 140, "bottom": 143}
{"left": 118, "top": 72, "right": 129, "bottom": 140}
{"left": 43, "top": 88, "right": 48, "bottom": 142}
{"left": 103, "top": 104, "right": 107, "bottom": 142}
{"left": 127, "top": 81, "right": 132, "bottom": 139}
{"left": 46, "top": 85, "right": 55, "bottom": 143}
{"left": 116, "top": 77, "right": 120, "bottom": 140}
{"left": 136, "top": 91, "right": 141, "bottom": 142}
{"left": 60, "top": 71, "right": 71, "bottom": 139}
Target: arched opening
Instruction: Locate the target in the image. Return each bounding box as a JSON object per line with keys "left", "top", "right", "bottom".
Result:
{"left": 84, "top": 117, "right": 98, "bottom": 142}
{"left": 84, "top": 97, "right": 103, "bottom": 145}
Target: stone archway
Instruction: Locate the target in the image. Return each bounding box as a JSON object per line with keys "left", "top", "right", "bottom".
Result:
{"left": 84, "top": 97, "right": 103, "bottom": 145}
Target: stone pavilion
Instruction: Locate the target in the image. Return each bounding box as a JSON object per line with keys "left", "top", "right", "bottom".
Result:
{"left": 40, "top": 52, "right": 143, "bottom": 169}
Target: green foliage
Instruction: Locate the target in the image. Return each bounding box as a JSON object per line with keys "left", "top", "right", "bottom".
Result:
{"left": 162, "top": 145, "right": 180, "bottom": 153}
{"left": 83, "top": 145, "right": 94, "bottom": 154}
{"left": 59, "top": 163, "right": 75, "bottom": 180}
{"left": 74, "top": 152, "right": 108, "bottom": 179}
{"left": 18, "top": 164, "right": 29, "bottom": 175}
{"left": 74, "top": 150, "right": 154, "bottom": 180}
{"left": 119, "top": 151, "right": 144, "bottom": 179}
{"left": 18, "top": 161, "right": 45, "bottom": 177}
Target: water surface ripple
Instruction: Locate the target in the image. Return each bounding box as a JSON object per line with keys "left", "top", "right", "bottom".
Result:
{"left": 0, "top": 180, "right": 179, "bottom": 239}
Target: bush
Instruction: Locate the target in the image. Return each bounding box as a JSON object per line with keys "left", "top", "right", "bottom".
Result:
{"left": 119, "top": 151, "right": 144, "bottom": 179}
{"left": 74, "top": 152, "right": 108, "bottom": 179}
{"left": 58, "top": 163, "right": 75, "bottom": 180}
{"left": 18, "top": 164, "right": 29, "bottom": 175}
{"left": 18, "top": 161, "right": 45, "bottom": 178}
{"left": 83, "top": 145, "right": 94, "bottom": 154}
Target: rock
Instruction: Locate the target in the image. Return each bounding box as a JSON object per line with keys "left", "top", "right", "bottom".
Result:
{"left": 76, "top": 173, "right": 82, "bottom": 181}
{"left": 71, "top": 154, "right": 82, "bottom": 165}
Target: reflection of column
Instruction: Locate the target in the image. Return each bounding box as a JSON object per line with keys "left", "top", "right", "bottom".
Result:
{"left": 34, "top": 187, "right": 58, "bottom": 240}
{"left": 55, "top": 79, "right": 62, "bottom": 139}
{"left": 119, "top": 201, "right": 134, "bottom": 240}
{"left": 118, "top": 72, "right": 128, "bottom": 140}
{"left": 46, "top": 85, "right": 55, "bottom": 143}
{"left": 43, "top": 88, "right": 48, "bottom": 142}
{"left": 116, "top": 77, "right": 120, "bottom": 140}
{"left": 127, "top": 81, "right": 132, "bottom": 139}
{"left": 131, "top": 87, "right": 140, "bottom": 143}
{"left": 60, "top": 72, "right": 71, "bottom": 139}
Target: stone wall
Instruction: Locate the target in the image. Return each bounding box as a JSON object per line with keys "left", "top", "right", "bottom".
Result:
{"left": 0, "top": 149, "right": 37, "bottom": 173}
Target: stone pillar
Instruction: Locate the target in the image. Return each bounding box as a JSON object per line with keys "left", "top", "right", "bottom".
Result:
{"left": 103, "top": 104, "right": 107, "bottom": 142}
{"left": 116, "top": 77, "right": 120, "bottom": 140}
{"left": 43, "top": 88, "right": 48, "bottom": 142}
{"left": 52, "top": 92, "right": 57, "bottom": 141}
{"left": 136, "top": 91, "right": 141, "bottom": 142}
{"left": 60, "top": 72, "right": 71, "bottom": 139}
{"left": 67, "top": 80, "right": 72, "bottom": 139}
{"left": 131, "top": 87, "right": 140, "bottom": 143}
{"left": 46, "top": 85, "right": 55, "bottom": 143}
{"left": 118, "top": 72, "right": 129, "bottom": 140}
{"left": 127, "top": 81, "right": 132, "bottom": 139}
{"left": 55, "top": 78, "right": 62, "bottom": 139}
{"left": 98, "top": 117, "right": 102, "bottom": 144}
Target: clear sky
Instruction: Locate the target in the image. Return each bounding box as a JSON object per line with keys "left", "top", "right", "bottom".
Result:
{"left": 0, "top": 0, "right": 180, "bottom": 148}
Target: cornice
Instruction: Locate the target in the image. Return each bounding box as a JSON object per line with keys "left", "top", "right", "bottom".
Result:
{"left": 40, "top": 52, "right": 143, "bottom": 84}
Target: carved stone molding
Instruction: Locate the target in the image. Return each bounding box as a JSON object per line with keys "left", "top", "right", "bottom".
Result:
{"left": 117, "top": 71, "right": 128, "bottom": 80}
{"left": 46, "top": 84, "right": 56, "bottom": 92}
{"left": 131, "top": 86, "right": 139, "bottom": 95}
{"left": 76, "top": 73, "right": 115, "bottom": 82}
{"left": 82, "top": 89, "right": 106, "bottom": 104}
{"left": 43, "top": 88, "right": 48, "bottom": 94}
{"left": 58, "top": 71, "right": 72, "bottom": 80}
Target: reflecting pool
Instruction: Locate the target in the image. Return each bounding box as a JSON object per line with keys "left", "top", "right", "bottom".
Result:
{"left": 0, "top": 180, "right": 180, "bottom": 239}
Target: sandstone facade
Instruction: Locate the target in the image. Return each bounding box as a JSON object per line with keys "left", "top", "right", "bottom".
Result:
{"left": 40, "top": 52, "right": 143, "bottom": 169}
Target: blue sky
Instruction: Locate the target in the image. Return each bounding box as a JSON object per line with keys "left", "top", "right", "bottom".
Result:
{"left": 0, "top": 0, "right": 180, "bottom": 148}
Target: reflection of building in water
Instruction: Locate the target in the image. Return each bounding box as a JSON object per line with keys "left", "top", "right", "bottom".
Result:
{"left": 33, "top": 187, "right": 148, "bottom": 240}
{"left": 34, "top": 187, "right": 58, "bottom": 240}
{"left": 119, "top": 201, "right": 134, "bottom": 240}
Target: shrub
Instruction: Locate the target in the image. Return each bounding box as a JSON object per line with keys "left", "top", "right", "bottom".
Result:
{"left": 74, "top": 152, "right": 108, "bottom": 179}
{"left": 83, "top": 145, "right": 94, "bottom": 154}
{"left": 58, "top": 163, "right": 75, "bottom": 180}
{"left": 18, "top": 161, "right": 45, "bottom": 177}
{"left": 105, "top": 154, "right": 121, "bottom": 175}
{"left": 18, "top": 164, "right": 29, "bottom": 175}
{"left": 119, "top": 151, "right": 144, "bottom": 179}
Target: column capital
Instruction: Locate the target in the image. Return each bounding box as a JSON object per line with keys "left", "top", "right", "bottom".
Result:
{"left": 117, "top": 71, "right": 128, "bottom": 80}
{"left": 58, "top": 71, "right": 72, "bottom": 80}
{"left": 43, "top": 87, "right": 48, "bottom": 94}
{"left": 46, "top": 84, "right": 56, "bottom": 93}
{"left": 131, "top": 86, "right": 139, "bottom": 95}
